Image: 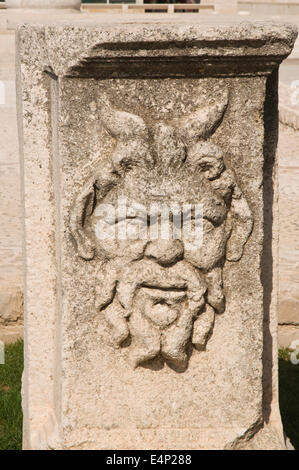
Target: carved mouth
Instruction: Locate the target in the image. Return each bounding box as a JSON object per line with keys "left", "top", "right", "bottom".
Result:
{"left": 141, "top": 285, "right": 187, "bottom": 298}
{"left": 136, "top": 286, "right": 187, "bottom": 329}
{"left": 116, "top": 259, "right": 207, "bottom": 317}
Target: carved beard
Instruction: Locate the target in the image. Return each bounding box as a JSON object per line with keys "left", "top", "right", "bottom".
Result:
{"left": 96, "top": 259, "right": 216, "bottom": 370}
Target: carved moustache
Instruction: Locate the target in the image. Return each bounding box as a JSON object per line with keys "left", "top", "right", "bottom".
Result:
{"left": 116, "top": 259, "right": 207, "bottom": 320}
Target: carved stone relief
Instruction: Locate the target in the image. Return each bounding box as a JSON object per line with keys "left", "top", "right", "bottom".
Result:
{"left": 70, "top": 90, "right": 253, "bottom": 371}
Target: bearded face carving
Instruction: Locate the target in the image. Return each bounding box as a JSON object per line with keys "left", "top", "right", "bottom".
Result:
{"left": 70, "top": 90, "right": 253, "bottom": 371}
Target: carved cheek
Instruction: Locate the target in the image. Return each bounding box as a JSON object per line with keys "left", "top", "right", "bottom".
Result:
{"left": 94, "top": 215, "right": 148, "bottom": 259}
{"left": 184, "top": 225, "right": 227, "bottom": 270}
{"left": 96, "top": 238, "right": 148, "bottom": 260}
{"left": 95, "top": 238, "right": 120, "bottom": 259}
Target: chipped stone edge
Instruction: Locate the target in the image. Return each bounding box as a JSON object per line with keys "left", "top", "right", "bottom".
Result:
{"left": 16, "top": 20, "right": 298, "bottom": 78}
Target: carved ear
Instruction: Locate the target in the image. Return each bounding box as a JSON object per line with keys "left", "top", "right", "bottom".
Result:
{"left": 176, "top": 90, "right": 229, "bottom": 146}
{"left": 70, "top": 160, "right": 119, "bottom": 261}
{"left": 98, "top": 98, "right": 154, "bottom": 170}
{"left": 226, "top": 187, "right": 253, "bottom": 262}
{"left": 69, "top": 180, "right": 97, "bottom": 261}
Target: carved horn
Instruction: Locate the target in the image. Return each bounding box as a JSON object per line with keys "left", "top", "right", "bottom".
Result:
{"left": 98, "top": 98, "right": 154, "bottom": 170}
{"left": 177, "top": 90, "right": 229, "bottom": 146}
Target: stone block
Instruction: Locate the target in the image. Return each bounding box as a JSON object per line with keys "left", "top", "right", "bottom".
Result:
{"left": 16, "top": 17, "right": 297, "bottom": 450}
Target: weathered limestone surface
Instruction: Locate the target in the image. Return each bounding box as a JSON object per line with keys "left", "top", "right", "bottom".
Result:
{"left": 17, "top": 18, "right": 297, "bottom": 450}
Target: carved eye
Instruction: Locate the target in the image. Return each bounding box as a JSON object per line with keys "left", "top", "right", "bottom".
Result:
{"left": 199, "top": 161, "right": 213, "bottom": 171}
{"left": 198, "top": 156, "right": 224, "bottom": 180}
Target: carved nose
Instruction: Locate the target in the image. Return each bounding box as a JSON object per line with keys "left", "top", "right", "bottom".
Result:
{"left": 144, "top": 239, "right": 184, "bottom": 266}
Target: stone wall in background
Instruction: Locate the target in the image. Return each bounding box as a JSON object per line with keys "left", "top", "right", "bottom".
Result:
{"left": 5, "top": 0, "right": 81, "bottom": 9}
{"left": 0, "top": 30, "right": 23, "bottom": 344}
{"left": 278, "top": 124, "right": 299, "bottom": 348}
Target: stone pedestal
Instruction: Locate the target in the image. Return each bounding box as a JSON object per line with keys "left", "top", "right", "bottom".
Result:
{"left": 16, "top": 17, "right": 297, "bottom": 450}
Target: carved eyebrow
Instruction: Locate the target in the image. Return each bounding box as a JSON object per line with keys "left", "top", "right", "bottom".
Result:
{"left": 126, "top": 215, "right": 145, "bottom": 219}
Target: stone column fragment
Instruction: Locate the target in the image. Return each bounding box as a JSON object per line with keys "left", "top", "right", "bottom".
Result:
{"left": 16, "top": 18, "right": 297, "bottom": 450}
